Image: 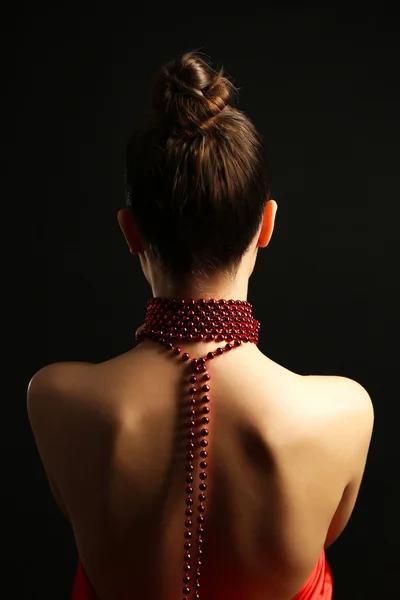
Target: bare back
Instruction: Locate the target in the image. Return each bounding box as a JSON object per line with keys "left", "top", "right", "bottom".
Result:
{"left": 28, "top": 340, "right": 373, "bottom": 600}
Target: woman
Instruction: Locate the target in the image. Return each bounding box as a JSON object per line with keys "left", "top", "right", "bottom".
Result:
{"left": 27, "top": 52, "right": 374, "bottom": 600}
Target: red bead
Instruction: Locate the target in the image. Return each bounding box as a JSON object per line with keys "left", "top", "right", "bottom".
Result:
{"left": 201, "top": 429, "right": 209, "bottom": 436}
{"left": 190, "top": 376, "right": 197, "bottom": 383}
{"left": 184, "top": 532, "right": 192, "bottom": 539}
{"left": 174, "top": 347, "right": 181, "bottom": 355}
{"left": 184, "top": 542, "right": 192, "bottom": 550}
{"left": 202, "top": 385, "right": 210, "bottom": 392}
{"left": 200, "top": 451, "right": 208, "bottom": 458}
{"left": 182, "top": 353, "right": 190, "bottom": 361}
{"left": 216, "top": 347, "right": 223, "bottom": 355}
{"left": 207, "top": 352, "right": 215, "bottom": 359}
{"left": 199, "top": 472, "right": 207, "bottom": 480}
{"left": 189, "top": 387, "right": 196, "bottom": 394}
{"left": 185, "top": 497, "right": 193, "bottom": 505}
{"left": 198, "top": 494, "right": 206, "bottom": 501}
{"left": 202, "top": 406, "right": 210, "bottom": 414}
{"left": 199, "top": 461, "right": 207, "bottom": 469}
{"left": 185, "top": 508, "right": 193, "bottom": 515}
{"left": 197, "top": 515, "right": 204, "bottom": 523}
{"left": 203, "top": 374, "right": 210, "bottom": 380}
{"left": 202, "top": 395, "right": 210, "bottom": 402}
{"left": 201, "top": 416, "right": 209, "bottom": 424}
{"left": 200, "top": 439, "right": 208, "bottom": 447}
{"left": 185, "top": 520, "right": 192, "bottom": 527}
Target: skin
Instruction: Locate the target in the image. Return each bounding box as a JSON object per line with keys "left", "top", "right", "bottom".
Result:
{"left": 27, "top": 198, "right": 374, "bottom": 600}
{"left": 117, "top": 199, "right": 278, "bottom": 301}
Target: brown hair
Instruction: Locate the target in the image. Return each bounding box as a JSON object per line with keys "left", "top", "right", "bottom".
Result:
{"left": 125, "top": 52, "right": 270, "bottom": 281}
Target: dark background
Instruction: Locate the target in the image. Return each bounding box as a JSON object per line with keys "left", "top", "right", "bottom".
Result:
{"left": 3, "top": 4, "right": 398, "bottom": 599}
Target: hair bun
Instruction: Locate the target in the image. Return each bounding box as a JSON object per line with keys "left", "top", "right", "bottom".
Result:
{"left": 151, "top": 52, "right": 235, "bottom": 132}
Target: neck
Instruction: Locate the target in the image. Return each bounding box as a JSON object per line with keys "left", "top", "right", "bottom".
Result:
{"left": 140, "top": 245, "right": 258, "bottom": 302}
{"left": 149, "top": 273, "right": 250, "bottom": 302}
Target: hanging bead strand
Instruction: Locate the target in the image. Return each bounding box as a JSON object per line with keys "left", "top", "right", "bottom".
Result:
{"left": 135, "top": 298, "right": 259, "bottom": 600}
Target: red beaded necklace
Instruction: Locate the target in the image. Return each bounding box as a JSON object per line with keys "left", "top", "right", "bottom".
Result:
{"left": 135, "top": 297, "right": 260, "bottom": 600}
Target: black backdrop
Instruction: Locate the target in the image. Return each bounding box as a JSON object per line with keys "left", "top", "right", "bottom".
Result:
{"left": 4, "top": 5, "right": 398, "bottom": 600}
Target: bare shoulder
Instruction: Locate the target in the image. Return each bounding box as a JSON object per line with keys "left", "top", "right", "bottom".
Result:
{"left": 295, "top": 373, "right": 374, "bottom": 435}
{"left": 259, "top": 350, "right": 373, "bottom": 422}
{"left": 26, "top": 362, "right": 97, "bottom": 512}
{"left": 288, "top": 373, "right": 375, "bottom": 549}
{"left": 303, "top": 374, "right": 374, "bottom": 420}
{"left": 304, "top": 375, "right": 375, "bottom": 548}
{"left": 27, "top": 361, "right": 99, "bottom": 436}
{"left": 327, "top": 374, "right": 374, "bottom": 459}
{"left": 27, "top": 361, "right": 94, "bottom": 397}
{"left": 300, "top": 374, "right": 374, "bottom": 476}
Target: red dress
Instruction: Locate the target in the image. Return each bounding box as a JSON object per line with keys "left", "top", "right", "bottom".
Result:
{"left": 72, "top": 548, "right": 333, "bottom": 600}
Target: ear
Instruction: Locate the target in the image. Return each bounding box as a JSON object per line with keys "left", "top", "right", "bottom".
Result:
{"left": 257, "top": 200, "right": 278, "bottom": 248}
{"left": 117, "top": 209, "right": 143, "bottom": 254}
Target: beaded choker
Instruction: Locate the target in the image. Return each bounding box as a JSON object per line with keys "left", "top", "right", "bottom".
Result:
{"left": 135, "top": 297, "right": 260, "bottom": 600}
